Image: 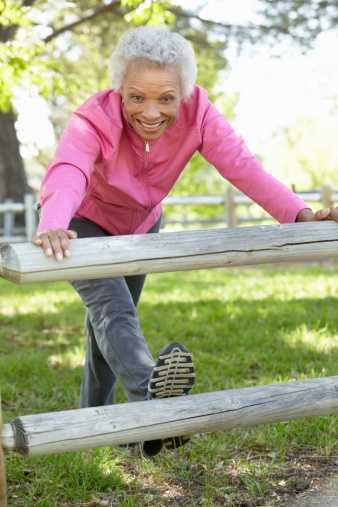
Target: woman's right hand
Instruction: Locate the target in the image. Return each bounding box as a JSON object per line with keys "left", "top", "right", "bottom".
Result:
{"left": 32, "top": 229, "right": 78, "bottom": 261}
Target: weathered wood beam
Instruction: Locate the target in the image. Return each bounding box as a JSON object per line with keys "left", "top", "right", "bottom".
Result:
{"left": 2, "top": 376, "right": 338, "bottom": 456}
{"left": 1, "top": 222, "right": 338, "bottom": 284}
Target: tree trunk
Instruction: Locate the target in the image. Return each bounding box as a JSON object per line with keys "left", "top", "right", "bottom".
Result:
{"left": 0, "top": 109, "right": 32, "bottom": 228}
{"left": 0, "top": 11, "right": 34, "bottom": 230}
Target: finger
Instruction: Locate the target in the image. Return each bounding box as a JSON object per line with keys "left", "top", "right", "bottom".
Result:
{"left": 32, "top": 235, "right": 43, "bottom": 245}
{"left": 60, "top": 235, "right": 71, "bottom": 257}
{"left": 39, "top": 235, "right": 53, "bottom": 257}
{"left": 67, "top": 230, "right": 78, "bottom": 239}
{"left": 328, "top": 207, "right": 338, "bottom": 222}
{"left": 55, "top": 229, "right": 75, "bottom": 259}
{"left": 61, "top": 230, "right": 78, "bottom": 257}
{"left": 48, "top": 232, "right": 66, "bottom": 261}
{"left": 314, "top": 208, "right": 331, "bottom": 220}
{"left": 63, "top": 229, "right": 78, "bottom": 256}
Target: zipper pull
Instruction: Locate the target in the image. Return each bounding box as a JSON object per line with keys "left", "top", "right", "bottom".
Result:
{"left": 145, "top": 141, "right": 150, "bottom": 153}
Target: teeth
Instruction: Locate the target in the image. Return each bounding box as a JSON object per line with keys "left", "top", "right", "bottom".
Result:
{"left": 140, "top": 121, "right": 163, "bottom": 129}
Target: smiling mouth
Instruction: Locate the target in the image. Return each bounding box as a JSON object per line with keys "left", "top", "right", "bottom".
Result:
{"left": 137, "top": 119, "right": 166, "bottom": 130}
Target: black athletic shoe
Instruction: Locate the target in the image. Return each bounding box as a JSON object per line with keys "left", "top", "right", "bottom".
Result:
{"left": 118, "top": 441, "right": 164, "bottom": 459}
{"left": 142, "top": 342, "right": 195, "bottom": 457}
{"left": 148, "top": 342, "right": 195, "bottom": 398}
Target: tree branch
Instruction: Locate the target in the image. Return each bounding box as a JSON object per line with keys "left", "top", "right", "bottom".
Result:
{"left": 40, "top": 0, "right": 291, "bottom": 47}
{"left": 168, "top": 5, "right": 290, "bottom": 36}
{"left": 22, "top": 0, "right": 37, "bottom": 7}
{"left": 169, "top": 6, "right": 234, "bottom": 31}
{"left": 43, "top": 0, "right": 124, "bottom": 43}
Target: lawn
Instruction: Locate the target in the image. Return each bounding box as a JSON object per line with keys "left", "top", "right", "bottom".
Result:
{"left": 0, "top": 264, "right": 337, "bottom": 506}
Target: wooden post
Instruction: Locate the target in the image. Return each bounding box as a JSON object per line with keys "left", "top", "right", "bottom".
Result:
{"left": 1, "top": 376, "right": 338, "bottom": 456}
{"left": 226, "top": 186, "right": 237, "bottom": 228}
{"left": 24, "top": 194, "right": 37, "bottom": 241}
{"left": 3, "top": 200, "right": 14, "bottom": 239}
{"left": 1, "top": 222, "right": 338, "bottom": 284}
{"left": 321, "top": 183, "right": 333, "bottom": 209}
{"left": 0, "top": 396, "right": 7, "bottom": 507}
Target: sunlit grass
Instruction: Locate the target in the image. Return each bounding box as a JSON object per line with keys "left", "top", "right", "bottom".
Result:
{"left": 47, "top": 346, "right": 84, "bottom": 370}
{"left": 0, "top": 264, "right": 337, "bottom": 506}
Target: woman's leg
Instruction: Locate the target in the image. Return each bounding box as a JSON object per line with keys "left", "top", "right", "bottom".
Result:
{"left": 69, "top": 217, "right": 160, "bottom": 406}
{"left": 69, "top": 218, "right": 117, "bottom": 407}
{"left": 80, "top": 314, "right": 116, "bottom": 407}
{"left": 72, "top": 274, "right": 154, "bottom": 403}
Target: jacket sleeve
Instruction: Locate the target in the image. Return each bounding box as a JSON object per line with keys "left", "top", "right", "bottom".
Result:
{"left": 199, "top": 102, "right": 308, "bottom": 223}
{"left": 37, "top": 113, "right": 101, "bottom": 233}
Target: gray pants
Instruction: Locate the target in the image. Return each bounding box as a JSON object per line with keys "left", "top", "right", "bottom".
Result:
{"left": 69, "top": 216, "right": 161, "bottom": 408}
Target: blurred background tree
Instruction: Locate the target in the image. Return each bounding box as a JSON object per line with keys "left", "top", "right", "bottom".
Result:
{"left": 0, "top": 0, "right": 337, "bottom": 219}
{"left": 0, "top": 0, "right": 228, "bottom": 206}
{"left": 263, "top": 114, "right": 338, "bottom": 189}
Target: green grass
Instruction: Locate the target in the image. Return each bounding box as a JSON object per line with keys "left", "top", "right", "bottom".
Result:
{"left": 0, "top": 265, "right": 337, "bottom": 506}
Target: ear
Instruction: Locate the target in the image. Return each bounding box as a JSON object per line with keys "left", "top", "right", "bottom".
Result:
{"left": 116, "top": 84, "right": 124, "bottom": 102}
{"left": 117, "top": 87, "right": 124, "bottom": 104}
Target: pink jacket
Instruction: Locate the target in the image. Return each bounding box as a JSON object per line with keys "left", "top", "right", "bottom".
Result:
{"left": 38, "top": 86, "right": 307, "bottom": 235}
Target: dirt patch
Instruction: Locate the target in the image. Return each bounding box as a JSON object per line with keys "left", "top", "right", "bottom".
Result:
{"left": 100, "top": 450, "right": 338, "bottom": 506}
{"left": 286, "top": 476, "right": 338, "bottom": 506}
{"left": 263, "top": 452, "right": 338, "bottom": 506}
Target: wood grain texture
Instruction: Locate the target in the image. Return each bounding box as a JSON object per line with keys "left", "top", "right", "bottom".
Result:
{"left": 1, "top": 222, "right": 338, "bottom": 284}
{"left": 2, "top": 376, "right": 338, "bottom": 456}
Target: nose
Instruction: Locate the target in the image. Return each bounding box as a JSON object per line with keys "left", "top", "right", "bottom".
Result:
{"left": 142, "top": 101, "right": 161, "bottom": 121}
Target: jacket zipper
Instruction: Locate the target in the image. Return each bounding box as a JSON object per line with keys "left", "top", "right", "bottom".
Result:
{"left": 143, "top": 140, "right": 151, "bottom": 208}
{"left": 145, "top": 140, "right": 150, "bottom": 153}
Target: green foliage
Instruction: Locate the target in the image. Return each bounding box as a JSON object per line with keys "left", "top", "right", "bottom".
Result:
{"left": 0, "top": 2, "right": 73, "bottom": 110}
{"left": 0, "top": 1, "right": 36, "bottom": 109}
{"left": 124, "top": 0, "right": 175, "bottom": 25}
{"left": 0, "top": 0, "right": 30, "bottom": 27}
{"left": 0, "top": 37, "right": 77, "bottom": 111}
{"left": 53, "top": 16, "right": 128, "bottom": 113}
{"left": 121, "top": 0, "right": 142, "bottom": 7}
{"left": 0, "top": 44, "right": 35, "bottom": 110}
{"left": 262, "top": 114, "right": 338, "bottom": 189}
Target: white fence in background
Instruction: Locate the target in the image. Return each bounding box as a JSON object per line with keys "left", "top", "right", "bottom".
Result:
{"left": 0, "top": 194, "right": 37, "bottom": 243}
{"left": 0, "top": 184, "right": 336, "bottom": 242}
{"left": 162, "top": 184, "right": 337, "bottom": 228}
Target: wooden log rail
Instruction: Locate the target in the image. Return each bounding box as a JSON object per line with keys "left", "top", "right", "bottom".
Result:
{"left": 1, "top": 221, "right": 338, "bottom": 284}
{"left": 2, "top": 376, "right": 338, "bottom": 457}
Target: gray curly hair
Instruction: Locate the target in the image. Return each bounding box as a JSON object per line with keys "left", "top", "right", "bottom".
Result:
{"left": 109, "top": 26, "right": 197, "bottom": 99}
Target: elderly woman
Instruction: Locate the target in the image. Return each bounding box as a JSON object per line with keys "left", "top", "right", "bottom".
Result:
{"left": 33, "top": 26, "right": 336, "bottom": 457}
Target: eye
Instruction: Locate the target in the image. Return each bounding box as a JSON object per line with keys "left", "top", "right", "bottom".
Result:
{"left": 160, "top": 95, "right": 176, "bottom": 104}
{"left": 130, "top": 95, "right": 144, "bottom": 103}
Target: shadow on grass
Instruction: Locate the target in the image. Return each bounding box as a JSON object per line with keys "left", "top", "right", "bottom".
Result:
{"left": 0, "top": 295, "right": 337, "bottom": 411}
{"left": 1, "top": 286, "right": 338, "bottom": 506}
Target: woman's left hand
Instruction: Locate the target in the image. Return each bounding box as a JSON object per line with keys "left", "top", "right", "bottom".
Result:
{"left": 296, "top": 207, "right": 338, "bottom": 222}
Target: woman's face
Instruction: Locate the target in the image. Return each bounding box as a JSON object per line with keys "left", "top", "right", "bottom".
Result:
{"left": 120, "top": 60, "right": 182, "bottom": 140}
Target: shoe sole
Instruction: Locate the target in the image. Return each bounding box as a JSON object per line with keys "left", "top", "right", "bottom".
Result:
{"left": 148, "top": 346, "right": 195, "bottom": 399}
